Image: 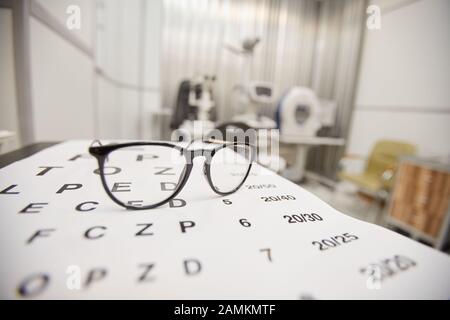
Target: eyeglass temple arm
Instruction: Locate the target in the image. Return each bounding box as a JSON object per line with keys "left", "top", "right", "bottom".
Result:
{"left": 203, "top": 138, "right": 233, "bottom": 145}
{"left": 204, "top": 138, "right": 257, "bottom": 148}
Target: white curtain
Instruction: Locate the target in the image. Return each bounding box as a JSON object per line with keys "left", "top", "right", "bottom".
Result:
{"left": 161, "top": 0, "right": 367, "bottom": 177}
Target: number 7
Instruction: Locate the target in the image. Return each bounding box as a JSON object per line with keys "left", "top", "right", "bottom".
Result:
{"left": 260, "top": 248, "right": 272, "bottom": 262}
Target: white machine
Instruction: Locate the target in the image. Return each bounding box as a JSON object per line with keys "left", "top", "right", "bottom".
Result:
{"left": 276, "top": 87, "right": 336, "bottom": 138}
{"left": 232, "top": 80, "right": 277, "bottom": 129}
{"left": 222, "top": 37, "right": 286, "bottom": 172}
{"left": 225, "top": 37, "right": 276, "bottom": 129}
{"left": 276, "top": 87, "right": 345, "bottom": 181}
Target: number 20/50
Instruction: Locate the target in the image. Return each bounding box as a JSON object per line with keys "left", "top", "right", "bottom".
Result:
{"left": 261, "top": 195, "right": 296, "bottom": 202}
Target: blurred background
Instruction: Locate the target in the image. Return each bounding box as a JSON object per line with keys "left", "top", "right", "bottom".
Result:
{"left": 0, "top": 0, "right": 449, "bottom": 250}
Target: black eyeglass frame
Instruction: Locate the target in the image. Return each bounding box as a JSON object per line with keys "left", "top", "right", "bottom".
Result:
{"left": 89, "top": 140, "right": 256, "bottom": 210}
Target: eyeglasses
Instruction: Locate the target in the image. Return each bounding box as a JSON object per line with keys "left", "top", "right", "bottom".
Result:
{"left": 89, "top": 140, "right": 255, "bottom": 210}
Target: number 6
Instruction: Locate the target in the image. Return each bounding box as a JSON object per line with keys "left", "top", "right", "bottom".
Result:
{"left": 239, "top": 219, "right": 251, "bottom": 227}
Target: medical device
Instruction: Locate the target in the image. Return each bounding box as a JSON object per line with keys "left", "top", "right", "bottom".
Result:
{"left": 276, "top": 87, "right": 337, "bottom": 137}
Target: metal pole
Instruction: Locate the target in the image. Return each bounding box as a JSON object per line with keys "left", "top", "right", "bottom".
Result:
{"left": 12, "top": 0, "right": 35, "bottom": 145}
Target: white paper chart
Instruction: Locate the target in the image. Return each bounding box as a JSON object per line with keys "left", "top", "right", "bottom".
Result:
{"left": 0, "top": 141, "right": 449, "bottom": 299}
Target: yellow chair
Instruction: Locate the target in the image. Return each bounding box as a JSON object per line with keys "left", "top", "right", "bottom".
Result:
{"left": 339, "top": 140, "right": 417, "bottom": 196}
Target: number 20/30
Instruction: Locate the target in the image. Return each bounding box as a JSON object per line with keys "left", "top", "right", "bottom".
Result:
{"left": 283, "top": 213, "right": 323, "bottom": 224}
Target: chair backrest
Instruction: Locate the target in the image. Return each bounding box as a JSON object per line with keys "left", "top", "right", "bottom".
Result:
{"left": 170, "top": 80, "right": 191, "bottom": 129}
{"left": 365, "top": 140, "right": 417, "bottom": 177}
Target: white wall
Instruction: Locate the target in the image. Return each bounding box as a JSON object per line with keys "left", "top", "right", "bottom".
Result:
{"left": 0, "top": 0, "right": 162, "bottom": 151}
{"left": 30, "top": 0, "right": 96, "bottom": 141}
{"left": 95, "top": 0, "right": 162, "bottom": 140}
{"left": 96, "top": 0, "right": 141, "bottom": 140}
{"left": 35, "top": 0, "right": 94, "bottom": 46}
{"left": 0, "top": 1, "right": 97, "bottom": 152}
{"left": 143, "top": 0, "right": 162, "bottom": 139}
{"left": 30, "top": 14, "right": 95, "bottom": 141}
{"left": 0, "top": 8, "right": 20, "bottom": 153}
{"left": 347, "top": 0, "right": 450, "bottom": 158}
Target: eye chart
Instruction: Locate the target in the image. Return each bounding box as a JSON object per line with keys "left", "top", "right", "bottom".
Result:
{"left": 0, "top": 141, "right": 449, "bottom": 299}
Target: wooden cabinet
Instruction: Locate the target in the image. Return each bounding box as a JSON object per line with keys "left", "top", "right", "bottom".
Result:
{"left": 387, "top": 156, "right": 450, "bottom": 249}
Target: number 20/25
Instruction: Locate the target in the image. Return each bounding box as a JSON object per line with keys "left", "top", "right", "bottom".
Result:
{"left": 312, "top": 233, "right": 359, "bottom": 251}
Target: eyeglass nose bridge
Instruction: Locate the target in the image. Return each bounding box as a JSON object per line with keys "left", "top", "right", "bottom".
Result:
{"left": 184, "top": 149, "right": 217, "bottom": 191}
{"left": 188, "top": 149, "right": 214, "bottom": 161}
